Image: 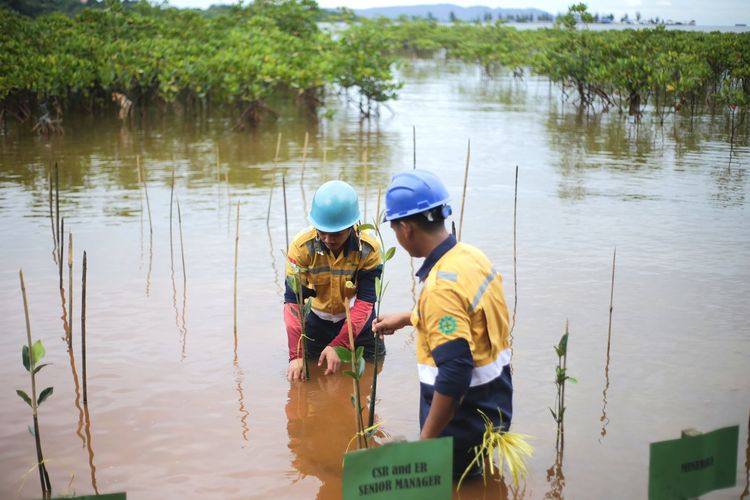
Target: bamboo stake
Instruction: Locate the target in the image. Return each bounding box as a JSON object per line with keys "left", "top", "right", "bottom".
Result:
{"left": 300, "top": 131, "right": 309, "bottom": 186}
{"left": 606, "top": 248, "right": 616, "bottom": 357}
{"left": 282, "top": 175, "right": 289, "bottom": 250}
{"left": 509, "top": 166, "right": 519, "bottom": 340}
{"left": 412, "top": 125, "right": 416, "bottom": 169}
{"left": 170, "top": 166, "right": 175, "bottom": 270}
{"left": 363, "top": 149, "right": 369, "bottom": 223}
{"left": 55, "top": 162, "right": 60, "bottom": 263}
{"left": 19, "top": 270, "right": 52, "bottom": 496}
{"left": 82, "top": 251, "right": 88, "bottom": 405}
{"left": 59, "top": 218, "right": 64, "bottom": 289}
{"left": 138, "top": 156, "right": 153, "bottom": 236}
{"left": 68, "top": 232, "right": 73, "bottom": 345}
{"left": 234, "top": 201, "right": 240, "bottom": 336}
{"left": 49, "top": 168, "right": 56, "bottom": 257}
{"left": 458, "top": 138, "right": 470, "bottom": 242}
{"left": 177, "top": 198, "right": 187, "bottom": 290}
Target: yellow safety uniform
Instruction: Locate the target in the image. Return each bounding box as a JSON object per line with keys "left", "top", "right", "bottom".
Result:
{"left": 411, "top": 234, "right": 512, "bottom": 473}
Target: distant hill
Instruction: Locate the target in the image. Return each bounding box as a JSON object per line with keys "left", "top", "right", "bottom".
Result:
{"left": 353, "top": 4, "right": 553, "bottom": 22}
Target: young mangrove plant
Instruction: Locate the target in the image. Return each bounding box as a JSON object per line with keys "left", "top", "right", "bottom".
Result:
{"left": 285, "top": 259, "right": 313, "bottom": 381}
{"left": 457, "top": 410, "right": 534, "bottom": 491}
{"left": 17, "top": 269, "right": 53, "bottom": 497}
{"left": 335, "top": 287, "right": 368, "bottom": 449}
{"left": 550, "top": 321, "right": 576, "bottom": 450}
{"left": 358, "top": 210, "right": 397, "bottom": 430}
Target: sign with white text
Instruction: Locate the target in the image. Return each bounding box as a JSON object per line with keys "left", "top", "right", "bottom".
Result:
{"left": 343, "top": 437, "right": 452, "bottom": 500}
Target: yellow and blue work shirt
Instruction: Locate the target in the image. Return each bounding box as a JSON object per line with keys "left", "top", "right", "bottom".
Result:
{"left": 411, "top": 234, "right": 513, "bottom": 454}
{"left": 284, "top": 226, "right": 382, "bottom": 317}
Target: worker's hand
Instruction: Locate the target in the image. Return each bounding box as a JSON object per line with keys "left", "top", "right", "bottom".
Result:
{"left": 287, "top": 358, "right": 305, "bottom": 382}
{"left": 372, "top": 311, "right": 412, "bottom": 338}
{"left": 318, "top": 346, "right": 341, "bottom": 375}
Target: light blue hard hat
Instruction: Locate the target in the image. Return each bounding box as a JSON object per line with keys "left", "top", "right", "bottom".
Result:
{"left": 309, "top": 180, "right": 361, "bottom": 232}
{"left": 384, "top": 170, "right": 452, "bottom": 221}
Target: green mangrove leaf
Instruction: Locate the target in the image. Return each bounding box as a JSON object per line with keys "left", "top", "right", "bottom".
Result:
{"left": 334, "top": 346, "right": 352, "bottom": 362}
{"left": 37, "top": 387, "right": 53, "bottom": 405}
{"left": 343, "top": 370, "right": 358, "bottom": 380}
{"left": 31, "top": 340, "right": 45, "bottom": 365}
{"left": 567, "top": 376, "right": 578, "bottom": 384}
{"left": 33, "top": 363, "right": 51, "bottom": 375}
{"left": 28, "top": 425, "right": 35, "bottom": 437}
{"left": 358, "top": 223, "right": 375, "bottom": 232}
{"left": 558, "top": 333, "right": 568, "bottom": 355}
{"left": 357, "top": 357, "right": 365, "bottom": 378}
{"left": 302, "top": 298, "right": 312, "bottom": 316}
{"left": 375, "top": 276, "right": 381, "bottom": 299}
{"left": 16, "top": 389, "right": 32, "bottom": 407}
{"left": 355, "top": 345, "right": 364, "bottom": 360}
{"left": 549, "top": 408, "right": 557, "bottom": 421}
{"left": 22, "top": 345, "right": 30, "bottom": 372}
{"left": 384, "top": 247, "right": 396, "bottom": 262}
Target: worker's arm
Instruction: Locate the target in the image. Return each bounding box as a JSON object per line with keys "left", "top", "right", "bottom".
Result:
{"left": 420, "top": 391, "right": 456, "bottom": 439}
{"left": 372, "top": 311, "right": 413, "bottom": 336}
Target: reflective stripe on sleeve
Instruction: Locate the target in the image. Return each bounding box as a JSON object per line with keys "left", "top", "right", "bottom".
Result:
{"left": 470, "top": 267, "right": 498, "bottom": 311}
{"left": 418, "top": 348, "right": 511, "bottom": 387}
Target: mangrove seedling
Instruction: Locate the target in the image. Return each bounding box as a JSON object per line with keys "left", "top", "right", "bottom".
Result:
{"left": 457, "top": 410, "right": 534, "bottom": 491}
{"left": 550, "top": 321, "right": 576, "bottom": 450}
{"left": 335, "top": 286, "right": 368, "bottom": 449}
{"left": 17, "top": 269, "right": 53, "bottom": 497}
{"left": 358, "top": 212, "right": 397, "bottom": 430}
{"left": 286, "top": 257, "right": 313, "bottom": 380}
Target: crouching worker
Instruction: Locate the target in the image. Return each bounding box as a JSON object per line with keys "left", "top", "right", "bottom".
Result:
{"left": 285, "top": 180, "right": 385, "bottom": 382}
{"left": 372, "top": 170, "right": 513, "bottom": 477}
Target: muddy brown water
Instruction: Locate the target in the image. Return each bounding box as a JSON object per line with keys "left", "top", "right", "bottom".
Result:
{"left": 1, "top": 60, "right": 748, "bottom": 499}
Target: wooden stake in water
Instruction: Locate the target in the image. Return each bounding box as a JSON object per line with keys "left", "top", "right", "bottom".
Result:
{"left": 82, "top": 250, "right": 88, "bottom": 405}
{"left": 412, "top": 125, "right": 416, "bottom": 169}
{"left": 49, "top": 168, "right": 56, "bottom": 256}
{"left": 55, "top": 162, "right": 60, "bottom": 261}
{"left": 138, "top": 155, "right": 153, "bottom": 236}
{"left": 344, "top": 300, "right": 367, "bottom": 449}
{"left": 282, "top": 175, "right": 289, "bottom": 250}
{"left": 234, "top": 201, "right": 240, "bottom": 336}
{"left": 19, "top": 269, "right": 52, "bottom": 496}
{"left": 363, "top": 149, "right": 369, "bottom": 223}
{"left": 458, "top": 138, "right": 470, "bottom": 242}
{"left": 68, "top": 232, "right": 73, "bottom": 345}
{"left": 300, "top": 131, "right": 309, "bottom": 186}
{"left": 509, "top": 165, "right": 519, "bottom": 340}
{"left": 170, "top": 166, "right": 175, "bottom": 270}
{"left": 606, "top": 248, "right": 616, "bottom": 356}
{"left": 59, "top": 218, "right": 65, "bottom": 289}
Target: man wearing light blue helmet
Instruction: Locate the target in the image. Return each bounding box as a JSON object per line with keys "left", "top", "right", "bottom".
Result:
{"left": 373, "top": 170, "right": 513, "bottom": 477}
{"left": 284, "top": 180, "right": 385, "bottom": 382}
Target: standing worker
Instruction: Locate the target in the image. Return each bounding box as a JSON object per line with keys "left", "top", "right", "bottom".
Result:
{"left": 373, "top": 169, "right": 513, "bottom": 477}
{"left": 285, "top": 180, "right": 385, "bottom": 382}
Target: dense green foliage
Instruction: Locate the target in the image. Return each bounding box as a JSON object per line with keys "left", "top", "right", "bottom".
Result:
{"left": 0, "top": 0, "right": 400, "bottom": 125}
{"left": 380, "top": 14, "right": 749, "bottom": 118}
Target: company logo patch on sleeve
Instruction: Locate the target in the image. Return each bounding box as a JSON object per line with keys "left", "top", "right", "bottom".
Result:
{"left": 438, "top": 315, "right": 457, "bottom": 335}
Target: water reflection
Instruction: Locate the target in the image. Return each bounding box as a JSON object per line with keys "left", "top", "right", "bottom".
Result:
{"left": 285, "top": 363, "right": 380, "bottom": 499}
{"left": 82, "top": 403, "right": 99, "bottom": 495}
{"left": 599, "top": 248, "right": 616, "bottom": 441}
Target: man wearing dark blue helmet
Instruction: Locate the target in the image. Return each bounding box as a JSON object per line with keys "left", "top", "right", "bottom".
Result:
{"left": 373, "top": 170, "right": 513, "bottom": 477}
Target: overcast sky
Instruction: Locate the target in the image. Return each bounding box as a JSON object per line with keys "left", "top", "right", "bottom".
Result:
{"left": 164, "top": 0, "right": 747, "bottom": 26}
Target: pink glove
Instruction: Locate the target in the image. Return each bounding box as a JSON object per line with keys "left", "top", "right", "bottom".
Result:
{"left": 284, "top": 303, "right": 303, "bottom": 361}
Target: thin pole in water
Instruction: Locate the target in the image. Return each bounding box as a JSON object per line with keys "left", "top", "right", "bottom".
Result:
{"left": 81, "top": 250, "right": 88, "bottom": 405}
{"left": 413, "top": 125, "right": 416, "bottom": 169}
{"left": 282, "top": 175, "right": 289, "bottom": 250}
{"left": 509, "top": 165, "right": 519, "bottom": 341}
{"left": 458, "top": 138, "right": 470, "bottom": 242}
{"left": 234, "top": 201, "right": 240, "bottom": 336}
{"left": 59, "top": 218, "right": 64, "bottom": 289}
{"left": 68, "top": 232, "right": 73, "bottom": 345}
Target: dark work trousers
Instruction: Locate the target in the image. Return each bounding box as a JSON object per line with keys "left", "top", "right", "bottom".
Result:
{"left": 303, "top": 309, "right": 385, "bottom": 361}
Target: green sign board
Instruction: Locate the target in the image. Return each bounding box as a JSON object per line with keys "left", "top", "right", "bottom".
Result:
{"left": 343, "top": 437, "right": 453, "bottom": 500}
{"left": 649, "top": 425, "right": 739, "bottom": 500}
